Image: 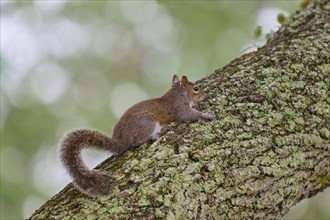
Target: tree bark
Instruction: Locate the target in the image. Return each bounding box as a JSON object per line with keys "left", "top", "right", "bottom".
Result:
{"left": 29, "top": 1, "right": 330, "bottom": 219}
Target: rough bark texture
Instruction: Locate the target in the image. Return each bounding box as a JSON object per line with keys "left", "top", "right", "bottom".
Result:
{"left": 30, "top": 1, "right": 329, "bottom": 219}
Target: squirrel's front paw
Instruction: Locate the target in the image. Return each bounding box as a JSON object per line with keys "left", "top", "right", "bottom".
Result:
{"left": 203, "top": 112, "right": 216, "bottom": 121}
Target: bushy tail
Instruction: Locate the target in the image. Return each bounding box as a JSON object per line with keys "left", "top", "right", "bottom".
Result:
{"left": 60, "top": 129, "right": 117, "bottom": 196}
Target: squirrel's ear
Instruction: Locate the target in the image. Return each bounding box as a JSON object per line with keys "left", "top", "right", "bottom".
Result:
{"left": 172, "top": 74, "right": 180, "bottom": 84}
{"left": 181, "top": 75, "right": 188, "bottom": 86}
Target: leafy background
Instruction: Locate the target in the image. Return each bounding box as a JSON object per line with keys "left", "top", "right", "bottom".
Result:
{"left": 1, "top": 0, "right": 329, "bottom": 219}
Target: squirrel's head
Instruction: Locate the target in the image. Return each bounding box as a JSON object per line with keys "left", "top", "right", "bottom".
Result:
{"left": 172, "top": 74, "right": 208, "bottom": 107}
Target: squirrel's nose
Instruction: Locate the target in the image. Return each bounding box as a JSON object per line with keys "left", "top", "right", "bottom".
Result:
{"left": 204, "top": 93, "right": 210, "bottom": 100}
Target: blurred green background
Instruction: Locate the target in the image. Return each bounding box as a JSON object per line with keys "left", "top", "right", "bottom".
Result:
{"left": 1, "top": 0, "right": 329, "bottom": 219}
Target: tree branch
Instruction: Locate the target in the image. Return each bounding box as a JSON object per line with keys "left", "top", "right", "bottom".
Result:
{"left": 29, "top": 1, "right": 330, "bottom": 219}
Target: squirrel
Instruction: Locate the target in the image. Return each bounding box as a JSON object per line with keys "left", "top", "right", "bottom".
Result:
{"left": 60, "top": 75, "right": 215, "bottom": 196}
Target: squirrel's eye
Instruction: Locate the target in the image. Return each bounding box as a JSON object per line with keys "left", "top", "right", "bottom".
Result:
{"left": 193, "top": 86, "right": 199, "bottom": 92}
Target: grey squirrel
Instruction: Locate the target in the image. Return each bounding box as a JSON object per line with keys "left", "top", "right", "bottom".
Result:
{"left": 60, "top": 75, "right": 215, "bottom": 196}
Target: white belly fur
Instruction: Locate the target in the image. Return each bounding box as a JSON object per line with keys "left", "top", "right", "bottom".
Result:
{"left": 151, "top": 122, "right": 162, "bottom": 140}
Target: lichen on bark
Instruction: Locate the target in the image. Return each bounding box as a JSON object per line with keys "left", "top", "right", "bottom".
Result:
{"left": 29, "top": 1, "right": 329, "bottom": 219}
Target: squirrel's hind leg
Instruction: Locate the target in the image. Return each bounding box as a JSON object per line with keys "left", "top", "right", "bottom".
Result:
{"left": 132, "top": 114, "right": 161, "bottom": 146}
